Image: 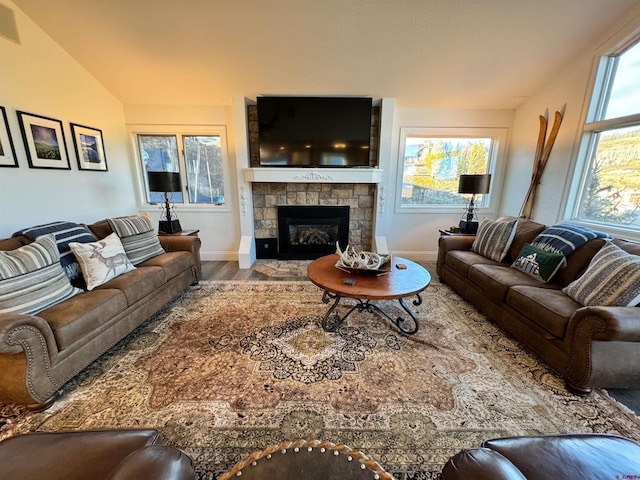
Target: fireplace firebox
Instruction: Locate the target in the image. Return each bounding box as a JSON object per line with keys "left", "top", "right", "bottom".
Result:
{"left": 277, "top": 206, "right": 349, "bottom": 260}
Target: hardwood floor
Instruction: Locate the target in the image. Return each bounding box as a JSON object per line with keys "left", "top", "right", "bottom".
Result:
{"left": 199, "top": 260, "right": 640, "bottom": 416}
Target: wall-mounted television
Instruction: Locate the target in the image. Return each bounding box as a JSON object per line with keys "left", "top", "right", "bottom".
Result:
{"left": 257, "top": 96, "right": 373, "bottom": 167}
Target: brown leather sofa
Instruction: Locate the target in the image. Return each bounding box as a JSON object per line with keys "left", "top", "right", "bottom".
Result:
{"left": 0, "top": 219, "right": 201, "bottom": 410}
{"left": 0, "top": 429, "right": 196, "bottom": 479}
{"left": 441, "top": 433, "right": 640, "bottom": 480}
{"left": 437, "top": 216, "right": 640, "bottom": 394}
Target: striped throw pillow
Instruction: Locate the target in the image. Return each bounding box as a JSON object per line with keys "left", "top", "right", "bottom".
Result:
{"left": 563, "top": 242, "right": 640, "bottom": 306}
{"left": 471, "top": 218, "right": 518, "bottom": 262}
{"left": 107, "top": 213, "right": 165, "bottom": 266}
{"left": 0, "top": 234, "right": 82, "bottom": 315}
{"left": 13, "top": 221, "right": 98, "bottom": 285}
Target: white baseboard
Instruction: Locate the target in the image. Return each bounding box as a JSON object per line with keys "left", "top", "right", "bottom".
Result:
{"left": 389, "top": 250, "right": 438, "bottom": 263}
{"left": 200, "top": 251, "right": 238, "bottom": 262}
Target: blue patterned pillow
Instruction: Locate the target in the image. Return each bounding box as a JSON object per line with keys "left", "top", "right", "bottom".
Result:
{"left": 14, "top": 221, "right": 97, "bottom": 286}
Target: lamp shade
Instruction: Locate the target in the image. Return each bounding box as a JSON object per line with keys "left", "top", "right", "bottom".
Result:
{"left": 458, "top": 174, "right": 491, "bottom": 194}
{"left": 147, "top": 172, "right": 182, "bottom": 193}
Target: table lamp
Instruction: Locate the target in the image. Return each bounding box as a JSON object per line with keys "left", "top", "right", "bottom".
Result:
{"left": 458, "top": 174, "right": 491, "bottom": 234}
{"left": 147, "top": 171, "right": 183, "bottom": 233}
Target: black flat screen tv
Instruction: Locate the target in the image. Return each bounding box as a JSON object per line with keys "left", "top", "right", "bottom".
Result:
{"left": 257, "top": 96, "right": 373, "bottom": 167}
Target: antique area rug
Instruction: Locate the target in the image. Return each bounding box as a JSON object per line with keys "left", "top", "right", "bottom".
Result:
{"left": 2, "top": 280, "right": 640, "bottom": 479}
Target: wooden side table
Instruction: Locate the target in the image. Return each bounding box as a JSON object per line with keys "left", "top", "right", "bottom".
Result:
{"left": 438, "top": 229, "right": 475, "bottom": 237}
{"left": 158, "top": 229, "right": 199, "bottom": 236}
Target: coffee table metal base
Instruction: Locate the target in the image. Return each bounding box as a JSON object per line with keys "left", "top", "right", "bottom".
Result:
{"left": 320, "top": 290, "right": 422, "bottom": 334}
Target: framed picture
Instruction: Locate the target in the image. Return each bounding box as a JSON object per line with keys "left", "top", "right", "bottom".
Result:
{"left": 0, "top": 106, "right": 18, "bottom": 168}
{"left": 17, "top": 111, "right": 70, "bottom": 170}
{"left": 70, "top": 123, "right": 108, "bottom": 171}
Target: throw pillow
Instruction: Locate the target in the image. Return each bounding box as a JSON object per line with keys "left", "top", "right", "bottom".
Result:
{"left": 471, "top": 218, "right": 518, "bottom": 262}
{"left": 107, "top": 213, "right": 165, "bottom": 266}
{"left": 0, "top": 234, "right": 82, "bottom": 315}
{"left": 511, "top": 243, "right": 567, "bottom": 283}
{"left": 69, "top": 233, "right": 135, "bottom": 291}
{"left": 13, "top": 221, "right": 98, "bottom": 286}
{"left": 563, "top": 242, "right": 640, "bottom": 307}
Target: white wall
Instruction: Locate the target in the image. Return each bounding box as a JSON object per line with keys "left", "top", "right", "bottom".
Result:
{"left": 0, "top": 1, "right": 136, "bottom": 237}
{"left": 122, "top": 104, "right": 240, "bottom": 261}
{"left": 504, "top": 2, "right": 640, "bottom": 236}
{"left": 382, "top": 108, "right": 514, "bottom": 260}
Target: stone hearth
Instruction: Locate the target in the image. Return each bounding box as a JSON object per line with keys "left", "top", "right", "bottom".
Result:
{"left": 252, "top": 182, "right": 375, "bottom": 252}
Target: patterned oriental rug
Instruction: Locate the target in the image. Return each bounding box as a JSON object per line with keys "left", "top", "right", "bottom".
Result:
{"left": 2, "top": 280, "right": 640, "bottom": 479}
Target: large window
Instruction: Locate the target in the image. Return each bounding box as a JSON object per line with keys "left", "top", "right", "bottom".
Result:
{"left": 397, "top": 127, "right": 506, "bottom": 211}
{"left": 570, "top": 39, "right": 640, "bottom": 230}
{"left": 133, "top": 126, "right": 229, "bottom": 208}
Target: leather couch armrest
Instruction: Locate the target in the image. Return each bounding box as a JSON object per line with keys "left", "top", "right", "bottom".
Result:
{"left": 437, "top": 235, "right": 476, "bottom": 277}
{"left": 0, "top": 313, "right": 58, "bottom": 356}
{"left": 159, "top": 235, "right": 201, "bottom": 254}
{"left": 441, "top": 448, "right": 527, "bottom": 480}
{"left": 0, "top": 313, "right": 61, "bottom": 405}
{"left": 159, "top": 236, "right": 202, "bottom": 282}
{"left": 109, "top": 445, "right": 196, "bottom": 480}
{"left": 568, "top": 306, "right": 640, "bottom": 342}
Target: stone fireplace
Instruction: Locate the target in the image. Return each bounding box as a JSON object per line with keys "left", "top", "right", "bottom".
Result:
{"left": 252, "top": 182, "right": 375, "bottom": 257}
{"left": 277, "top": 205, "right": 350, "bottom": 259}
{"left": 235, "top": 98, "right": 393, "bottom": 268}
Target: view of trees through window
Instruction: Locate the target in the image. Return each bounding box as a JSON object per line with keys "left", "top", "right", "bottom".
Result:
{"left": 183, "top": 135, "right": 225, "bottom": 205}
{"left": 577, "top": 39, "right": 640, "bottom": 229}
{"left": 580, "top": 126, "right": 640, "bottom": 225}
{"left": 401, "top": 136, "right": 490, "bottom": 206}
{"left": 138, "top": 133, "right": 225, "bottom": 206}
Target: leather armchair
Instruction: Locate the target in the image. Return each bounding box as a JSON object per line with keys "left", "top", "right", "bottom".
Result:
{"left": 0, "top": 429, "right": 195, "bottom": 480}
{"left": 442, "top": 433, "right": 640, "bottom": 480}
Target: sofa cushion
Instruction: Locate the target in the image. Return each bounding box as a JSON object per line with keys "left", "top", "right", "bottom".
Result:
{"left": 96, "top": 266, "right": 166, "bottom": 306}
{"left": 107, "top": 214, "right": 165, "bottom": 266}
{"left": 0, "top": 234, "right": 82, "bottom": 315}
{"left": 555, "top": 238, "right": 607, "bottom": 287}
{"left": 471, "top": 218, "right": 517, "bottom": 262}
{"left": 468, "top": 264, "right": 556, "bottom": 302}
{"left": 39, "top": 289, "right": 128, "bottom": 350}
{"left": 13, "top": 221, "right": 98, "bottom": 286}
{"left": 506, "top": 286, "right": 579, "bottom": 339}
{"left": 445, "top": 250, "right": 501, "bottom": 278}
{"left": 505, "top": 217, "right": 547, "bottom": 263}
{"left": 139, "top": 251, "right": 194, "bottom": 279}
{"left": 70, "top": 233, "right": 136, "bottom": 291}
{"left": 511, "top": 243, "right": 566, "bottom": 283}
{"left": 563, "top": 242, "right": 640, "bottom": 307}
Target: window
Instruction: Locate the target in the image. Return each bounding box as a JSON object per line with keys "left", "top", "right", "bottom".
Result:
{"left": 570, "top": 39, "right": 640, "bottom": 230}
{"left": 133, "top": 126, "right": 229, "bottom": 208}
{"left": 397, "top": 127, "right": 506, "bottom": 211}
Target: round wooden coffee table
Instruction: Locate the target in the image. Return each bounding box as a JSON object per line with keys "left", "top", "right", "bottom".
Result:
{"left": 307, "top": 254, "right": 430, "bottom": 334}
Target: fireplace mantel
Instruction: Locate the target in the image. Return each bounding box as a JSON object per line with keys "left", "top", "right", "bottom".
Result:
{"left": 242, "top": 167, "right": 383, "bottom": 184}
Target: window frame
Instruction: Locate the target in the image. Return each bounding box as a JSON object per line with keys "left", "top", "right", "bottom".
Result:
{"left": 563, "top": 32, "right": 640, "bottom": 238}
{"left": 394, "top": 126, "right": 508, "bottom": 214}
{"left": 129, "top": 124, "right": 232, "bottom": 214}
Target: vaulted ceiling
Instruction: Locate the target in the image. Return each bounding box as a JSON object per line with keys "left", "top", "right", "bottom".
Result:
{"left": 13, "top": 0, "right": 640, "bottom": 109}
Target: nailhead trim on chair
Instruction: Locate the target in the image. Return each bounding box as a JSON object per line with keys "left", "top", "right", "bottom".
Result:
{"left": 8, "top": 325, "right": 59, "bottom": 403}
{"left": 218, "top": 439, "right": 395, "bottom": 480}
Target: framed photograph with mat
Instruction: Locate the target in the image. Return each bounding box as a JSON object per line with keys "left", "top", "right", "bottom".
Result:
{"left": 0, "top": 106, "right": 18, "bottom": 168}
{"left": 70, "top": 122, "right": 108, "bottom": 171}
{"left": 17, "top": 110, "right": 70, "bottom": 170}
